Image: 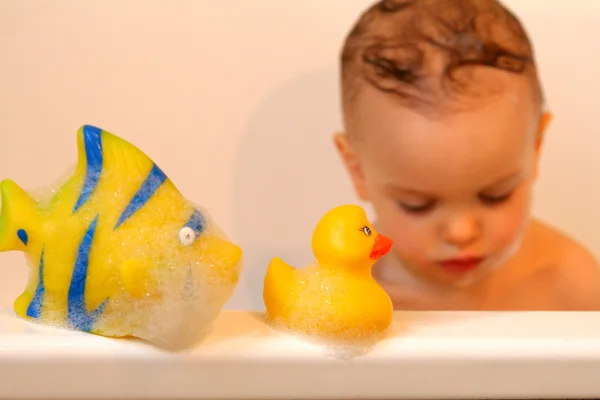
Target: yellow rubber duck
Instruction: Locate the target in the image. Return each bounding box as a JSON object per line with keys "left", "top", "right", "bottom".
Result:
{"left": 263, "top": 204, "right": 394, "bottom": 341}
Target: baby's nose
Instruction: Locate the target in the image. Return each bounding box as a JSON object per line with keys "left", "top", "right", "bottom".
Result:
{"left": 441, "top": 214, "right": 481, "bottom": 247}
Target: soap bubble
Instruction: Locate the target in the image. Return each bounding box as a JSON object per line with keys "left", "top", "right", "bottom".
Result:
{"left": 264, "top": 262, "right": 394, "bottom": 360}
{"left": 3, "top": 129, "right": 243, "bottom": 351}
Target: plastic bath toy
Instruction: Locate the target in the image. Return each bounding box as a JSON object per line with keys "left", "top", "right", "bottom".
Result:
{"left": 263, "top": 204, "right": 394, "bottom": 348}
{"left": 0, "top": 125, "right": 243, "bottom": 350}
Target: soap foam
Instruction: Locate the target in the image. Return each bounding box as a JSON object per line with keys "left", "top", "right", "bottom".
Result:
{"left": 266, "top": 263, "right": 393, "bottom": 360}
{"left": 268, "top": 316, "right": 390, "bottom": 360}
{"left": 13, "top": 168, "right": 243, "bottom": 351}
{"left": 28, "top": 166, "right": 76, "bottom": 206}
{"left": 90, "top": 200, "right": 242, "bottom": 351}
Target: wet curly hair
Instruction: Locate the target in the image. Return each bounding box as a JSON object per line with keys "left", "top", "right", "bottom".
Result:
{"left": 340, "top": 0, "right": 544, "bottom": 119}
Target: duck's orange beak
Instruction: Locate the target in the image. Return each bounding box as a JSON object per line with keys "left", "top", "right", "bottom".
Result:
{"left": 370, "top": 234, "right": 393, "bottom": 260}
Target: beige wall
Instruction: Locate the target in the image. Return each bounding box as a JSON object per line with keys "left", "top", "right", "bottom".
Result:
{"left": 0, "top": 0, "right": 598, "bottom": 310}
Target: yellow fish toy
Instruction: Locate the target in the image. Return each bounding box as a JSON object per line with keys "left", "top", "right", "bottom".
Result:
{"left": 0, "top": 125, "right": 243, "bottom": 350}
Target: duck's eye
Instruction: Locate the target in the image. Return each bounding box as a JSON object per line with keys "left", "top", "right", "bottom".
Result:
{"left": 178, "top": 227, "right": 196, "bottom": 246}
{"left": 361, "top": 226, "right": 372, "bottom": 236}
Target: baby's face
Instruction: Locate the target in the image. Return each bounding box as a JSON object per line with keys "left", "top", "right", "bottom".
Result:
{"left": 338, "top": 74, "right": 549, "bottom": 288}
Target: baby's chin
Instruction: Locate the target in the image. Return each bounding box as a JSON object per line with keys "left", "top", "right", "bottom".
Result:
{"left": 445, "top": 265, "right": 495, "bottom": 289}
{"left": 486, "top": 232, "right": 527, "bottom": 273}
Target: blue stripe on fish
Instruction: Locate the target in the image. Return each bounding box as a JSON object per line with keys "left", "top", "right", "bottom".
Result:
{"left": 73, "top": 125, "right": 103, "bottom": 213}
{"left": 182, "top": 267, "right": 195, "bottom": 300}
{"left": 17, "top": 229, "right": 28, "bottom": 246}
{"left": 26, "top": 248, "right": 45, "bottom": 319}
{"left": 184, "top": 210, "right": 205, "bottom": 235}
{"left": 114, "top": 163, "right": 167, "bottom": 230}
{"left": 68, "top": 215, "right": 108, "bottom": 332}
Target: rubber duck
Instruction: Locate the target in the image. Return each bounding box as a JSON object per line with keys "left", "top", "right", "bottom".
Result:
{"left": 263, "top": 204, "right": 394, "bottom": 341}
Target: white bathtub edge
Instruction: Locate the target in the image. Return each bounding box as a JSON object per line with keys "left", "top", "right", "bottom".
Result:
{"left": 1, "top": 309, "right": 600, "bottom": 399}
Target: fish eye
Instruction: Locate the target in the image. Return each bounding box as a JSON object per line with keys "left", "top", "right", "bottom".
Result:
{"left": 178, "top": 227, "right": 197, "bottom": 246}
{"left": 361, "top": 226, "right": 371, "bottom": 236}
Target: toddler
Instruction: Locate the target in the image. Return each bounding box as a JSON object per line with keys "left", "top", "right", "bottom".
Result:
{"left": 334, "top": 0, "right": 600, "bottom": 310}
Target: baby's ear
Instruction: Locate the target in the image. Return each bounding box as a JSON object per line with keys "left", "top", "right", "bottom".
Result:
{"left": 333, "top": 132, "right": 369, "bottom": 201}
{"left": 536, "top": 111, "right": 552, "bottom": 150}
{"left": 533, "top": 112, "right": 552, "bottom": 179}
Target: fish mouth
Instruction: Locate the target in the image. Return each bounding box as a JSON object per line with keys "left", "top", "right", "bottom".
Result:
{"left": 370, "top": 234, "right": 393, "bottom": 260}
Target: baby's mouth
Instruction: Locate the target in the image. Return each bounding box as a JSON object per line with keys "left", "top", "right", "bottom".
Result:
{"left": 438, "top": 256, "right": 485, "bottom": 273}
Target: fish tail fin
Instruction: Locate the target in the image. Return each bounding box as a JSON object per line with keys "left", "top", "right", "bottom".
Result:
{"left": 0, "top": 180, "right": 39, "bottom": 252}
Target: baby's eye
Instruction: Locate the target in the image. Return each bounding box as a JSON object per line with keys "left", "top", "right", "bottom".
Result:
{"left": 398, "top": 201, "right": 435, "bottom": 214}
{"left": 479, "top": 191, "right": 513, "bottom": 205}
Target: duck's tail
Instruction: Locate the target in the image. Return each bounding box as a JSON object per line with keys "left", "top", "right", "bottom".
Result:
{"left": 263, "top": 257, "right": 295, "bottom": 316}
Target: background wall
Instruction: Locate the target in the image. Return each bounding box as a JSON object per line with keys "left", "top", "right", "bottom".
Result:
{"left": 0, "top": 0, "right": 598, "bottom": 310}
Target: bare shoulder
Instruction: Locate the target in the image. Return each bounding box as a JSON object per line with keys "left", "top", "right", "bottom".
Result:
{"left": 527, "top": 218, "right": 600, "bottom": 310}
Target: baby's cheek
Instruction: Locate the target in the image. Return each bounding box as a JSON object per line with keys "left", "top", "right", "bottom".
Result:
{"left": 386, "top": 218, "right": 432, "bottom": 264}
{"left": 372, "top": 198, "right": 432, "bottom": 264}
{"left": 488, "top": 200, "right": 530, "bottom": 251}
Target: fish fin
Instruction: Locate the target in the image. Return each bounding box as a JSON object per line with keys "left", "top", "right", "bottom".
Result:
{"left": 120, "top": 259, "right": 159, "bottom": 299}
{"left": 74, "top": 125, "right": 173, "bottom": 227}
{"left": 72, "top": 125, "right": 103, "bottom": 213}
{"left": 0, "top": 180, "right": 39, "bottom": 252}
{"left": 75, "top": 125, "right": 167, "bottom": 189}
{"left": 14, "top": 291, "right": 34, "bottom": 317}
